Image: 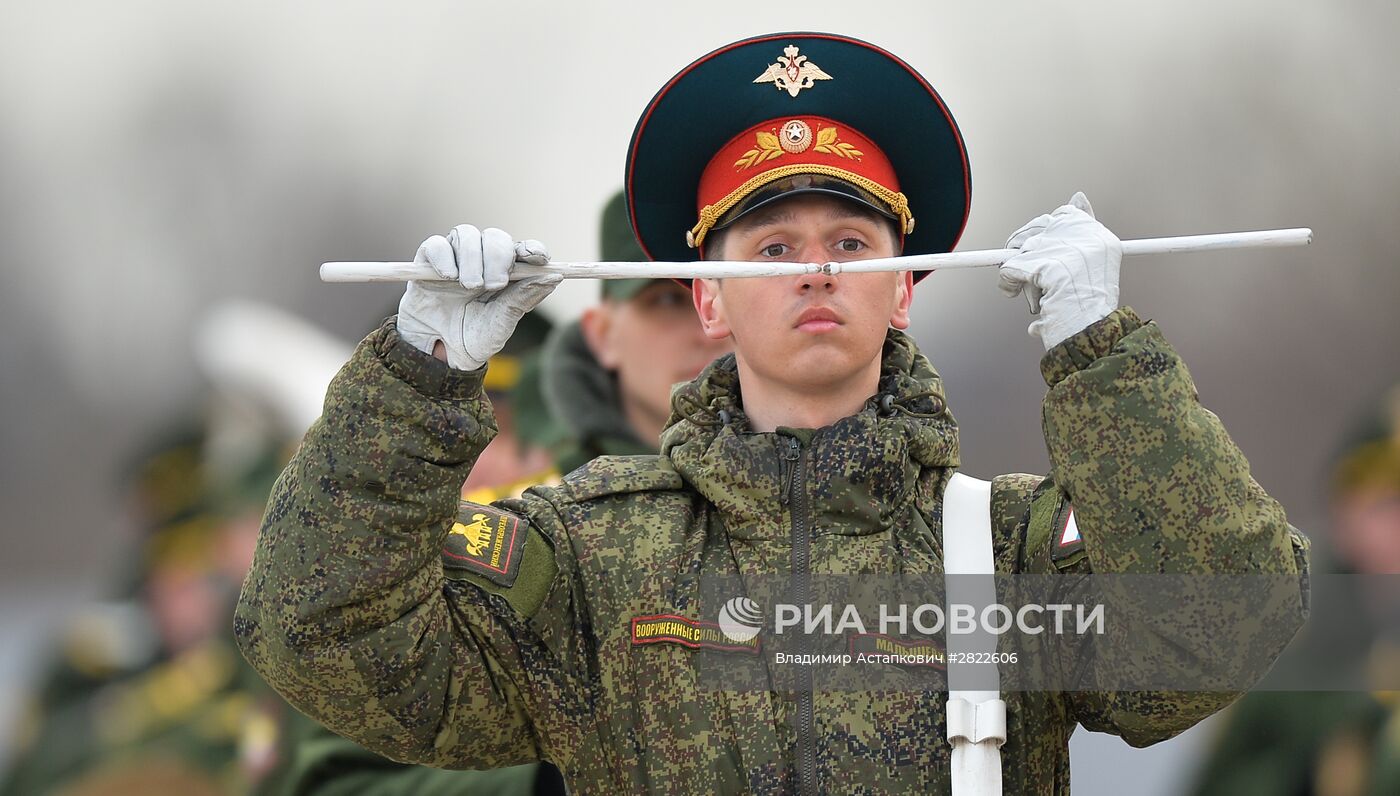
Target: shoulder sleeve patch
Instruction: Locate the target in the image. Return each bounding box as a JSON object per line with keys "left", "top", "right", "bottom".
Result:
{"left": 1023, "top": 481, "right": 1089, "bottom": 573}
{"left": 1050, "top": 505, "right": 1086, "bottom": 568}
{"left": 442, "top": 501, "right": 527, "bottom": 587}
{"left": 563, "top": 454, "right": 684, "bottom": 502}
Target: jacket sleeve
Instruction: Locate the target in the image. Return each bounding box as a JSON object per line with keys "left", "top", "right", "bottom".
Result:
{"left": 234, "top": 318, "right": 591, "bottom": 771}
{"left": 1037, "top": 307, "right": 1311, "bottom": 746}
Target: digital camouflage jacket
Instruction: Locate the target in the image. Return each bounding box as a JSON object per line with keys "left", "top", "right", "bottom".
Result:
{"left": 236, "top": 308, "right": 1310, "bottom": 795}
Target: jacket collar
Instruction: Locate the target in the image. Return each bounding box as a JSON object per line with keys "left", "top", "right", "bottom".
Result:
{"left": 659, "top": 328, "right": 959, "bottom": 541}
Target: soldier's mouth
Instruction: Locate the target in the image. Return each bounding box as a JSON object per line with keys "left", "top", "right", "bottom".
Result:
{"left": 795, "top": 306, "right": 842, "bottom": 332}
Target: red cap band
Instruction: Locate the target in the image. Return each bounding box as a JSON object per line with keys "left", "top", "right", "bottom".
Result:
{"left": 687, "top": 115, "right": 913, "bottom": 249}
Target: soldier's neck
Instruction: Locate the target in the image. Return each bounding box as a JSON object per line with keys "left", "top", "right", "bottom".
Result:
{"left": 737, "top": 357, "right": 881, "bottom": 433}
{"left": 621, "top": 397, "right": 669, "bottom": 450}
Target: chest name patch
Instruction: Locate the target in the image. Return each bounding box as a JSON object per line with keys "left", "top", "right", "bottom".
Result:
{"left": 631, "top": 614, "right": 761, "bottom": 654}
{"left": 848, "top": 633, "right": 947, "bottom": 669}
{"left": 441, "top": 502, "right": 525, "bottom": 587}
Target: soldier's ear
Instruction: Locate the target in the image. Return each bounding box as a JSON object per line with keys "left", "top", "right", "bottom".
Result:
{"left": 579, "top": 306, "right": 622, "bottom": 369}
{"left": 889, "top": 271, "right": 914, "bottom": 330}
{"left": 693, "top": 278, "right": 731, "bottom": 340}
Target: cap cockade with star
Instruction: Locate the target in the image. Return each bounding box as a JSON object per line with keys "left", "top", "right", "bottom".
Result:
{"left": 625, "top": 32, "right": 970, "bottom": 280}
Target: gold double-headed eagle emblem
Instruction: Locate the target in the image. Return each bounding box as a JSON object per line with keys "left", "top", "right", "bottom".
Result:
{"left": 753, "top": 45, "right": 832, "bottom": 98}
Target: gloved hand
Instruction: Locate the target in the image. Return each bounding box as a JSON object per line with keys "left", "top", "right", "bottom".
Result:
{"left": 997, "top": 192, "right": 1122, "bottom": 350}
{"left": 397, "top": 225, "right": 561, "bottom": 371}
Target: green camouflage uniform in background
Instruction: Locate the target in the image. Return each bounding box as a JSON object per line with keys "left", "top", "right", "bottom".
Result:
{"left": 1371, "top": 713, "right": 1400, "bottom": 794}
{"left": 236, "top": 307, "right": 1310, "bottom": 794}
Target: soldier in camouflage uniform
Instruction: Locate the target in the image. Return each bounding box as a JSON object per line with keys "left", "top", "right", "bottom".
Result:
{"left": 544, "top": 190, "right": 732, "bottom": 473}
{"left": 0, "top": 427, "right": 205, "bottom": 796}
{"left": 2, "top": 437, "right": 289, "bottom": 796}
{"left": 236, "top": 32, "right": 1310, "bottom": 794}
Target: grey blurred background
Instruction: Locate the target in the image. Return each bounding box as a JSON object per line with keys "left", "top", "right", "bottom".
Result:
{"left": 1, "top": 1, "right": 1395, "bottom": 793}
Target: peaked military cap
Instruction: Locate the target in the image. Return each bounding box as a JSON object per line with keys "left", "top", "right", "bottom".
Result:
{"left": 625, "top": 32, "right": 970, "bottom": 280}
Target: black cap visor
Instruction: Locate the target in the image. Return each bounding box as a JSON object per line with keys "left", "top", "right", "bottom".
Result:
{"left": 711, "top": 173, "right": 900, "bottom": 234}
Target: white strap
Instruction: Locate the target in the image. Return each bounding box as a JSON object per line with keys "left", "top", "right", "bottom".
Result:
{"left": 943, "top": 472, "right": 1004, "bottom": 796}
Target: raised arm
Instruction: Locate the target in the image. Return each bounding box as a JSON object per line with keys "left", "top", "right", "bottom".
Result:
{"left": 998, "top": 195, "right": 1309, "bottom": 745}
{"left": 235, "top": 227, "right": 588, "bottom": 769}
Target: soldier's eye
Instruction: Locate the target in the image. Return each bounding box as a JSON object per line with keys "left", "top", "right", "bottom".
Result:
{"left": 837, "top": 238, "right": 866, "bottom": 253}
{"left": 761, "top": 243, "right": 789, "bottom": 258}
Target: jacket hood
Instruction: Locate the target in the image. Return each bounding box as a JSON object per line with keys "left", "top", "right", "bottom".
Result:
{"left": 660, "top": 328, "right": 959, "bottom": 541}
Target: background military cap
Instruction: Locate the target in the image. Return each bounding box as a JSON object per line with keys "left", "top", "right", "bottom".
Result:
{"left": 121, "top": 421, "right": 209, "bottom": 529}
{"left": 1331, "top": 386, "right": 1400, "bottom": 497}
{"left": 600, "top": 189, "right": 652, "bottom": 302}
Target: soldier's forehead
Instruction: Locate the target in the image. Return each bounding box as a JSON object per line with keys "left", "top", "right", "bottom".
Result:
{"left": 735, "top": 198, "right": 883, "bottom": 231}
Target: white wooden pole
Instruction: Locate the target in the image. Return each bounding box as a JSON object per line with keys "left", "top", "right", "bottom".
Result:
{"left": 319, "top": 228, "right": 1312, "bottom": 283}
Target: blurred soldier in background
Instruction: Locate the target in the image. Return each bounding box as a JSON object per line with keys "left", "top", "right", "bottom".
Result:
{"left": 259, "top": 190, "right": 727, "bottom": 796}
{"left": 1190, "top": 386, "right": 1400, "bottom": 796}
{"left": 0, "top": 429, "right": 289, "bottom": 796}
{"left": 7, "top": 424, "right": 207, "bottom": 730}
{"left": 0, "top": 426, "right": 204, "bottom": 795}
{"left": 544, "top": 190, "right": 733, "bottom": 472}
{"left": 0, "top": 305, "right": 349, "bottom": 795}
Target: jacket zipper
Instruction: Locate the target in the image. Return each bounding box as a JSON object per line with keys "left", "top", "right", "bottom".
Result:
{"left": 780, "top": 436, "right": 817, "bottom": 796}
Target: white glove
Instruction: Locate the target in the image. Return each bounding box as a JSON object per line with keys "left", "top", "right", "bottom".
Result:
{"left": 998, "top": 192, "right": 1122, "bottom": 350}
{"left": 396, "top": 225, "right": 561, "bottom": 371}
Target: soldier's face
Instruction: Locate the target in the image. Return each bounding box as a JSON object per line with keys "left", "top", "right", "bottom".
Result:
{"left": 693, "top": 194, "right": 911, "bottom": 396}
{"left": 1334, "top": 487, "right": 1400, "bottom": 574}
{"left": 582, "top": 280, "right": 733, "bottom": 437}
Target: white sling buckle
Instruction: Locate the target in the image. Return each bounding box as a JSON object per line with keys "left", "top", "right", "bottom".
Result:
{"left": 943, "top": 472, "right": 1005, "bottom": 796}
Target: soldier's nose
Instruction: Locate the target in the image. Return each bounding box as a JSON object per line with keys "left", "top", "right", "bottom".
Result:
{"left": 796, "top": 268, "right": 837, "bottom": 292}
